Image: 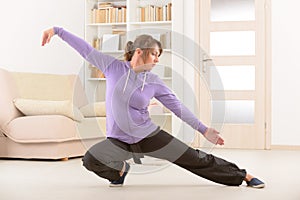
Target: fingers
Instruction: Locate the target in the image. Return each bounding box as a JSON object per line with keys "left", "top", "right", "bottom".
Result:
{"left": 41, "top": 33, "right": 45, "bottom": 46}
{"left": 213, "top": 130, "right": 224, "bottom": 145}
{"left": 217, "top": 136, "right": 224, "bottom": 145}
{"left": 41, "top": 32, "right": 49, "bottom": 46}
{"left": 41, "top": 29, "right": 54, "bottom": 46}
{"left": 212, "top": 136, "right": 224, "bottom": 145}
{"left": 42, "top": 33, "right": 52, "bottom": 46}
{"left": 214, "top": 131, "right": 224, "bottom": 145}
{"left": 203, "top": 127, "right": 224, "bottom": 145}
{"left": 211, "top": 129, "right": 224, "bottom": 145}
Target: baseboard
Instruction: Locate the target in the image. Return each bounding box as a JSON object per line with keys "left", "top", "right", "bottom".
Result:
{"left": 271, "top": 145, "right": 300, "bottom": 150}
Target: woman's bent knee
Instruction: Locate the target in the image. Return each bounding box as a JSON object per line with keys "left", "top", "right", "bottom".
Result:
{"left": 82, "top": 151, "right": 98, "bottom": 171}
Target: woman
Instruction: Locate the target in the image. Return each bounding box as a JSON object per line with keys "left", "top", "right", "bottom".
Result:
{"left": 42, "top": 27, "right": 265, "bottom": 188}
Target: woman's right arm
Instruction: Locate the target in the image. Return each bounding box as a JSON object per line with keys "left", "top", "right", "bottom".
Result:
{"left": 42, "top": 27, "right": 93, "bottom": 59}
{"left": 41, "top": 27, "right": 117, "bottom": 74}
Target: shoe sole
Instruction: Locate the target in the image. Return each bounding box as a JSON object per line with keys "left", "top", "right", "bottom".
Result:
{"left": 109, "top": 183, "right": 123, "bottom": 187}
{"left": 248, "top": 183, "right": 265, "bottom": 188}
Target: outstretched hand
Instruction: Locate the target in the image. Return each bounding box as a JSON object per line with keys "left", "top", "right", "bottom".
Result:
{"left": 41, "top": 28, "right": 55, "bottom": 46}
{"left": 203, "top": 127, "right": 224, "bottom": 145}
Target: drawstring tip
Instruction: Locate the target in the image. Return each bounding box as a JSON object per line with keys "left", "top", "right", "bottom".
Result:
{"left": 141, "top": 72, "right": 147, "bottom": 92}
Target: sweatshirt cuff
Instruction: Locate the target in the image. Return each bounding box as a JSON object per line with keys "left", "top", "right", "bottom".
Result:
{"left": 198, "top": 124, "right": 208, "bottom": 135}
{"left": 53, "top": 26, "right": 61, "bottom": 35}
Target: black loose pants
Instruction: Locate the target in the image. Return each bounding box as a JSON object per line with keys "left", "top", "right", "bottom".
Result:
{"left": 82, "top": 129, "right": 246, "bottom": 186}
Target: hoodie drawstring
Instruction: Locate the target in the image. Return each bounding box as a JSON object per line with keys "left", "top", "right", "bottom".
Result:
{"left": 123, "top": 69, "right": 131, "bottom": 93}
{"left": 141, "top": 72, "right": 147, "bottom": 92}
{"left": 123, "top": 69, "right": 147, "bottom": 93}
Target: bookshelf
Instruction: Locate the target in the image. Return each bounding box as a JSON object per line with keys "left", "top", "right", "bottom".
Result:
{"left": 84, "top": 0, "right": 184, "bottom": 134}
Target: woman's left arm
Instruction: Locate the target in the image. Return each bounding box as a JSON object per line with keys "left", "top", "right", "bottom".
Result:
{"left": 154, "top": 80, "right": 224, "bottom": 145}
{"left": 154, "top": 81, "right": 207, "bottom": 134}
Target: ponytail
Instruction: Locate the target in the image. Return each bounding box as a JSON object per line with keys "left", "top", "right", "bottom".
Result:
{"left": 124, "top": 41, "right": 134, "bottom": 61}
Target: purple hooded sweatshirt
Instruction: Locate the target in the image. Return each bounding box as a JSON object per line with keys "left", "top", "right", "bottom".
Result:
{"left": 54, "top": 27, "right": 207, "bottom": 144}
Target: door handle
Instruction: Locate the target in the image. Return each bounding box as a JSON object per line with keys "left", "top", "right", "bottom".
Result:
{"left": 202, "top": 58, "right": 212, "bottom": 73}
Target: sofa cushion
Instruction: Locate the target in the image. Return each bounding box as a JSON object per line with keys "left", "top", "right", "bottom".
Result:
{"left": 13, "top": 98, "right": 84, "bottom": 121}
{"left": 7, "top": 115, "right": 105, "bottom": 143}
{"left": 80, "top": 102, "right": 106, "bottom": 117}
{"left": 7, "top": 115, "right": 80, "bottom": 143}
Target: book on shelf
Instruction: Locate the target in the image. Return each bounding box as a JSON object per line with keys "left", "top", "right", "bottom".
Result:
{"left": 92, "top": 9, "right": 106, "bottom": 23}
{"left": 137, "top": 2, "right": 172, "bottom": 22}
{"left": 93, "top": 38, "right": 101, "bottom": 50}
{"left": 92, "top": 29, "right": 126, "bottom": 52}
{"left": 156, "top": 6, "right": 162, "bottom": 21}
{"left": 101, "top": 34, "right": 120, "bottom": 52}
{"left": 160, "top": 31, "right": 171, "bottom": 49}
{"left": 147, "top": 32, "right": 171, "bottom": 49}
{"left": 140, "top": 7, "right": 145, "bottom": 22}
{"left": 167, "top": 3, "right": 172, "bottom": 21}
{"left": 112, "top": 29, "right": 127, "bottom": 50}
{"left": 91, "top": 1, "right": 126, "bottom": 24}
{"left": 97, "top": 2, "right": 113, "bottom": 9}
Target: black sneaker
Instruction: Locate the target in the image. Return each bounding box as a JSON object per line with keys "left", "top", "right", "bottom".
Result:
{"left": 246, "top": 178, "right": 265, "bottom": 188}
{"left": 109, "top": 162, "right": 130, "bottom": 187}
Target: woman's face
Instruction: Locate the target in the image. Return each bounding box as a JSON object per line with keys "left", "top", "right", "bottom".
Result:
{"left": 139, "top": 45, "right": 160, "bottom": 72}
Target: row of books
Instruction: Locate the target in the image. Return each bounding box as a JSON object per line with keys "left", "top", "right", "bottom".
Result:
{"left": 91, "top": 2, "right": 127, "bottom": 24}
{"left": 137, "top": 3, "right": 172, "bottom": 22}
{"left": 92, "top": 31, "right": 171, "bottom": 52}
{"left": 90, "top": 2, "right": 172, "bottom": 24}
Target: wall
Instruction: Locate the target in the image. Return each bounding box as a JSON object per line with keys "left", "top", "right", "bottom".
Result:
{"left": 271, "top": 0, "right": 300, "bottom": 146}
{"left": 0, "top": 0, "right": 84, "bottom": 75}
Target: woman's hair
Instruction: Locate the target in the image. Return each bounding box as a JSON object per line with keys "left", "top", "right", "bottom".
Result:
{"left": 124, "top": 34, "right": 163, "bottom": 61}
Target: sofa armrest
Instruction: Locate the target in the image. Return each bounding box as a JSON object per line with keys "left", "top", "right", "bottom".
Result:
{"left": 0, "top": 68, "right": 22, "bottom": 132}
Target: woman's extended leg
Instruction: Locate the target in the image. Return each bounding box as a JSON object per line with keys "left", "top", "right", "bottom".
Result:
{"left": 139, "top": 129, "right": 246, "bottom": 186}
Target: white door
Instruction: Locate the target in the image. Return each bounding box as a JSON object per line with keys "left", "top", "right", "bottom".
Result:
{"left": 194, "top": 0, "right": 270, "bottom": 149}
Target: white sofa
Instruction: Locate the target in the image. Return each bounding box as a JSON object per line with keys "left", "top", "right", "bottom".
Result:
{"left": 0, "top": 68, "right": 106, "bottom": 160}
